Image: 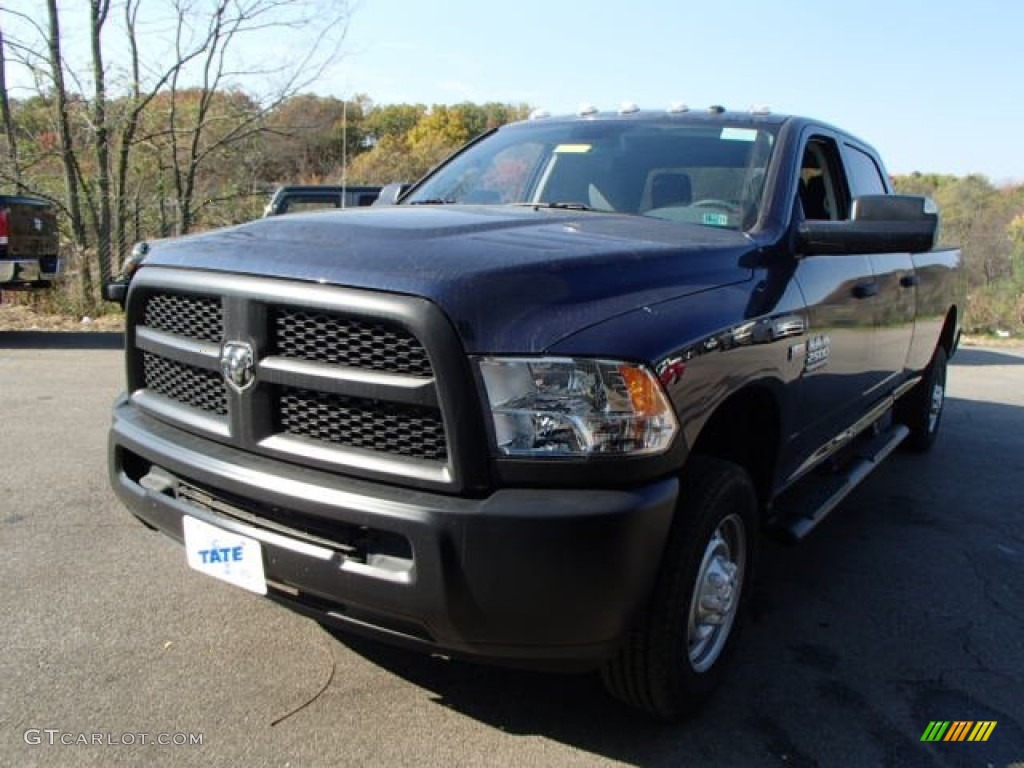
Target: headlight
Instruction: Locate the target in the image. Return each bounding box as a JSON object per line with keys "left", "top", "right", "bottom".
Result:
{"left": 477, "top": 357, "right": 678, "bottom": 457}
{"left": 118, "top": 241, "right": 149, "bottom": 280}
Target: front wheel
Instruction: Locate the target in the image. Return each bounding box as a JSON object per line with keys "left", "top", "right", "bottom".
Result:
{"left": 602, "top": 456, "right": 758, "bottom": 719}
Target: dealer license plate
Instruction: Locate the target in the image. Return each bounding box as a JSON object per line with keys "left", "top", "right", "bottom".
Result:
{"left": 182, "top": 516, "right": 267, "bottom": 595}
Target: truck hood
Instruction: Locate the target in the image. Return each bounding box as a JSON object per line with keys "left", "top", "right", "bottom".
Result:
{"left": 142, "top": 205, "right": 756, "bottom": 353}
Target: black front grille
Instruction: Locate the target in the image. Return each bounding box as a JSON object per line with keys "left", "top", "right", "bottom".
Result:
{"left": 143, "top": 353, "right": 227, "bottom": 415}
{"left": 130, "top": 273, "right": 458, "bottom": 488}
{"left": 278, "top": 388, "right": 448, "bottom": 461}
{"left": 273, "top": 307, "right": 432, "bottom": 376}
{"left": 144, "top": 293, "right": 223, "bottom": 343}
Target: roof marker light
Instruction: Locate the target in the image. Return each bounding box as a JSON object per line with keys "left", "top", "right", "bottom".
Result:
{"left": 708, "top": 105, "right": 726, "bottom": 114}
{"left": 529, "top": 108, "right": 551, "bottom": 120}
{"left": 618, "top": 102, "right": 640, "bottom": 115}
{"left": 578, "top": 103, "right": 599, "bottom": 117}
{"left": 667, "top": 102, "right": 689, "bottom": 114}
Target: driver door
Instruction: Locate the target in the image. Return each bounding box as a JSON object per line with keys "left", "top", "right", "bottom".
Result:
{"left": 786, "top": 133, "right": 878, "bottom": 474}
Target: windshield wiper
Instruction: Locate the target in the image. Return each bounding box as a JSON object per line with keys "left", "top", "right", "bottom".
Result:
{"left": 512, "top": 201, "right": 596, "bottom": 211}
{"left": 408, "top": 198, "right": 457, "bottom": 205}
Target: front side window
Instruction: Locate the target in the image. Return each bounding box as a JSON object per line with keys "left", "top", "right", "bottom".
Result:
{"left": 798, "top": 138, "right": 848, "bottom": 221}
{"left": 405, "top": 120, "right": 777, "bottom": 231}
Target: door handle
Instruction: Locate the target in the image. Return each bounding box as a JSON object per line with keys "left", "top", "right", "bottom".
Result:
{"left": 853, "top": 281, "right": 879, "bottom": 299}
{"left": 900, "top": 274, "right": 920, "bottom": 288}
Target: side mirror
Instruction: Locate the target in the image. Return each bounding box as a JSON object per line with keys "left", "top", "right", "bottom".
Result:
{"left": 102, "top": 241, "right": 149, "bottom": 307}
{"left": 102, "top": 280, "right": 128, "bottom": 307}
{"left": 373, "top": 182, "right": 411, "bottom": 206}
{"left": 798, "top": 195, "right": 939, "bottom": 256}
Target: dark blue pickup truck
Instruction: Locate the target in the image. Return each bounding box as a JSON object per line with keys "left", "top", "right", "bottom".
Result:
{"left": 107, "top": 106, "right": 962, "bottom": 718}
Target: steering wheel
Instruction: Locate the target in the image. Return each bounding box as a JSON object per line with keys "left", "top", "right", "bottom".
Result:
{"left": 690, "top": 199, "right": 736, "bottom": 210}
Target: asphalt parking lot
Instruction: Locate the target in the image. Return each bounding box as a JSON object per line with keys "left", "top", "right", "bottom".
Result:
{"left": 0, "top": 332, "right": 1021, "bottom": 768}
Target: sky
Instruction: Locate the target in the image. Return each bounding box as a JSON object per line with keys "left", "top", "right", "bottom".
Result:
{"left": 3, "top": 0, "right": 1022, "bottom": 182}
{"left": 322, "top": 0, "right": 1024, "bottom": 183}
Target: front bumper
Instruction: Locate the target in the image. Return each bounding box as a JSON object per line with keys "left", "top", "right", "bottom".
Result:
{"left": 0, "top": 257, "right": 62, "bottom": 287}
{"left": 109, "top": 397, "right": 678, "bottom": 663}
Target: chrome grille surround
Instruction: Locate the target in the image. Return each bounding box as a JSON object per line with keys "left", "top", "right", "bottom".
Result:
{"left": 125, "top": 268, "right": 473, "bottom": 490}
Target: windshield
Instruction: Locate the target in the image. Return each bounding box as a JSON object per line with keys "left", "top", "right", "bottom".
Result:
{"left": 405, "top": 119, "right": 776, "bottom": 230}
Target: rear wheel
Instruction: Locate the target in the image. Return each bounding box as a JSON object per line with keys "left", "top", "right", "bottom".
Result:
{"left": 897, "top": 345, "right": 948, "bottom": 453}
{"left": 601, "top": 456, "right": 757, "bottom": 719}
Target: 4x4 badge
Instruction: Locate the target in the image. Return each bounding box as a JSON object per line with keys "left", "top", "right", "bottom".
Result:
{"left": 220, "top": 341, "right": 255, "bottom": 393}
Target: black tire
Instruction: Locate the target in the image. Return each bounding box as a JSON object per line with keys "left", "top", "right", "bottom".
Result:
{"left": 896, "top": 345, "right": 948, "bottom": 453}
{"left": 601, "top": 456, "right": 758, "bottom": 720}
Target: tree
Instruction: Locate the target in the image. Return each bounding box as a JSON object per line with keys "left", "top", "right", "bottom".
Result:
{"left": 0, "top": 26, "right": 22, "bottom": 190}
{"left": 363, "top": 102, "right": 426, "bottom": 145}
{"left": 154, "top": 0, "right": 351, "bottom": 236}
{"left": 90, "top": 0, "right": 112, "bottom": 289}
{"left": 45, "top": 0, "right": 87, "bottom": 249}
{"left": 348, "top": 101, "right": 529, "bottom": 186}
{"left": 1, "top": 0, "right": 353, "bottom": 299}
{"left": 258, "top": 93, "right": 369, "bottom": 182}
{"left": 895, "top": 173, "right": 1024, "bottom": 333}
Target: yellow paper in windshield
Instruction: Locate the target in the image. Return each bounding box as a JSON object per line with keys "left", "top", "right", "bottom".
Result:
{"left": 553, "top": 144, "right": 592, "bottom": 154}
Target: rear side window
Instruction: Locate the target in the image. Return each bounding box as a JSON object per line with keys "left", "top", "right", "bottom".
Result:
{"left": 844, "top": 145, "right": 888, "bottom": 197}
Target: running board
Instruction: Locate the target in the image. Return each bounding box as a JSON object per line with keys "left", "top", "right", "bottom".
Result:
{"left": 771, "top": 424, "right": 910, "bottom": 542}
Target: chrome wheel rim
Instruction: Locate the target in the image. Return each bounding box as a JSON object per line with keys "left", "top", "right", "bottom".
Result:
{"left": 928, "top": 380, "right": 944, "bottom": 434}
{"left": 687, "top": 513, "right": 746, "bottom": 673}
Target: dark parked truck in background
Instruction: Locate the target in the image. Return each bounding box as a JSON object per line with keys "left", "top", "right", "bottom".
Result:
{"left": 107, "top": 107, "right": 962, "bottom": 719}
{"left": 262, "top": 184, "right": 382, "bottom": 216}
{"left": 0, "top": 195, "right": 62, "bottom": 289}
